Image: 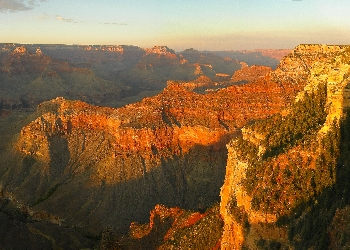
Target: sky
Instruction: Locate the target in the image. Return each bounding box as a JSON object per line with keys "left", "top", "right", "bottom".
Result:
{"left": 0, "top": 0, "right": 350, "bottom": 51}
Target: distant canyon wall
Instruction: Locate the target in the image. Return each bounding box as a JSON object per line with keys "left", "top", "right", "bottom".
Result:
{"left": 0, "top": 57, "right": 299, "bottom": 234}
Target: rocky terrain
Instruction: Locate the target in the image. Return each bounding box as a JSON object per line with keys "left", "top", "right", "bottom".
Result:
{"left": 0, "top": 45, "right": 125, "bottom": 109}
{"left": 5, "top": 44, "right": 350, "bottom": 249}
{"left": 0, "top": 44, "right": 290, "bottom": 112}
{"left": 110, "top": 44, "right": 350, "bottom": 249}
{"left": 212, "top": 49, "right": 291, "bottom": 70}
{"left": 0, "top": 44, "right": 228, "bottom": 110}
{"left": 0, "top": 45, "right": 304, "bottom": 248}
{"left": 220, "top": 44, "right": 350, "bottom": 249}
{"left": 249, "top": 49, "right": 292, "bottom": 61}
{"left": 230, "top": 64, "right": 272, "bottom": 83}
{"left": 100, "top": 203, "right": 223, "bottom": 249}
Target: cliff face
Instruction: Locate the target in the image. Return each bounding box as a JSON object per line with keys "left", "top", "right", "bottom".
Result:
{"left": 101, "top": 204, "right": 223, "bottom": 249}
{"left": 220, "top": 44, "right": 350, "bottom": 249}
{"left": 0, "top": 45, "right": 125, "bottom": 109}
{"left": 252, "top": 49, "right": 292, "bottom": 61}
{"left": 0, "top": 58, "right": 302, "bottom": 235}
{"left": 231, "top": 65, "right": 272, "bottom": 83}
{"left": 0, "top": 44, "right": 246, "bottom": 111}
{"left": 212, "top": 49, "right": 291, "bottom": 70}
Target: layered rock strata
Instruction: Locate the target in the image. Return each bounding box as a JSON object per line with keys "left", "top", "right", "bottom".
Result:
{"left": 0, "top": 59, "right": 302, "bottom": 235}
{"left": 220, "top": 44, "right": 350, "bottom": 249}
{"left": 231, "top": 65, "right": 272, "bottom": 83}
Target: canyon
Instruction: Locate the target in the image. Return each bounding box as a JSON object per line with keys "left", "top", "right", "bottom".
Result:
{"left": 221, "top": 44, "right": 350, "bottom": 249}
{"left": 0, "top": 44, "right": 293, "bottom": 249}
{"left": 1, "top": 67, "right": 297, "bottom": 233}
{"left": 0, "top": 44, "right": 282, "bottom": 112}
{"left": 2, "top": 44, "right": 350, "bottom": 249}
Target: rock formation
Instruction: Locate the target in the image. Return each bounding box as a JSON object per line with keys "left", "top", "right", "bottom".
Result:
{"left": 0, "top": 44, "right": 125, "bottom": 109}
{"left": 220, "top": 44, "right": 350, "bottom": 249}
{"left": 0, "top": 53, "right": 302, "bottom": 237}
{"left": 251, "top": 49, "right": 292, "bottom": 61}
{"left": 212, "top": 49, "right": 291, "bottom": 69}
{"left": 100, "top": 203, "right": 222, "bottom": 249}
{"left": 1, "top": 44, "right": 264, "bottom": 110}
{"left": 7, "top": 44, "right": 350, "bottom": 249}
{"left": 231, "top": 65, "right": 272, "bottom": 83}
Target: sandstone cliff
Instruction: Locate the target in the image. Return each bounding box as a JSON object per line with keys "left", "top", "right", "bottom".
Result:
{"left": 220, "top": 44, "right": 350, "bottom": 249}
{"left": 0, "top": 44, "right": 125, "bottom": 109}
{"left": 101, "top": 203, "right": 223, "bottom": 249}
{"left": 231, "top": 65, "right": 272, "bottom": 83}
{"left": 0, "top": 44, "right": 245, "bottom": 110}
{"left": 0, "top": 58, "right": 302, "bottom": 236}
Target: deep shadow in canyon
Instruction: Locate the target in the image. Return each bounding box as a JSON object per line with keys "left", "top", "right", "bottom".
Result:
{"left": 0, "top": 121, "right": 231, "bottom": 236}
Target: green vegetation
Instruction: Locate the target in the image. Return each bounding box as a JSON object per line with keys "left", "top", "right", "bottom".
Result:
{"left": 228, "top": 197, "right": 250, "bottom": 231}
{"left": 271, "top": 107, "right": 350, "bottom": 249}
{"left": 249, "top": 122, "right": 339, "bottom": 214}
{"left": 288, "top": 108, "right": 350, "bottom": 249}
{"left": 252, "top": 82, "right": 328, "bottom": 159}
{"left": 234, "top": 82, "right": 342, "bottom": 218}
{"left": 230, "top": 79, "right": 350, "bottom": 249}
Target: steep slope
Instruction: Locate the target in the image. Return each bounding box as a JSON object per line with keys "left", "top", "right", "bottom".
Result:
{"left": 220, "top": 44, "right": 350, "bottom": 249}
{"left": 252, "top": 49, "right": 292, "bottom": 61}
{"left": 231, "top": 64, "right": 272, "bottom": 83}
{"left": 0, "top": 44, "right": 246, "bottom": 110}
{"left": 100, "top": 203, "right": 223, "bottom": 249}
{"left": 0, "top": 57, "right": 302, "bottom": 238}
{"left": 212, "top": 49, "right": 291, "bottom": 69}
{"left": 0, "top": 45, "right": 124, "bottom": 109}
{"left": 0, "top": 196, "right": 98, "bottom": 249}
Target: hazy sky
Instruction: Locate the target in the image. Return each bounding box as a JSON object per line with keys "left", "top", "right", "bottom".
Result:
{"left": 1, "top": 0, "right": 350, "bottom": 51}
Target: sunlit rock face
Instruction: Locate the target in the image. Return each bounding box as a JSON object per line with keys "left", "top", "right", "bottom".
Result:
{"left": 231, "top": 65, "right": 272, "bottom": 83}
{"left": 0, "top": 44, "right": 245, "bottom": 111}
{"left": 220, "top": 44, "right": 350, "bottom": 249}
{"left": 0, "top": 58, "right": 300, "bottom": 234}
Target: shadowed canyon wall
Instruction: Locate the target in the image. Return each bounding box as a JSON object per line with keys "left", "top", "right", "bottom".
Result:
{"left": 0, "top": 57, "right": 301, "bottom": 235}
{"left": 0, "top": 44, "right": 290, "bottom": 112}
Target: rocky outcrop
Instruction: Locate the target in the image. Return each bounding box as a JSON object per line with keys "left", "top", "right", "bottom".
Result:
{"left": 220, "top": 44, "right": 350, "bottom": 249}
{"left": 231, "top": 65, "right": 272, "bottom": 83}
{"left": 0, "top": 59, "right": 301, "bottom": 236}
{"left": 0, "top": 44, "right": 246, "bottom": 110}
{"left": 101, "top": 204, "right": 223, "bottom": 249}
